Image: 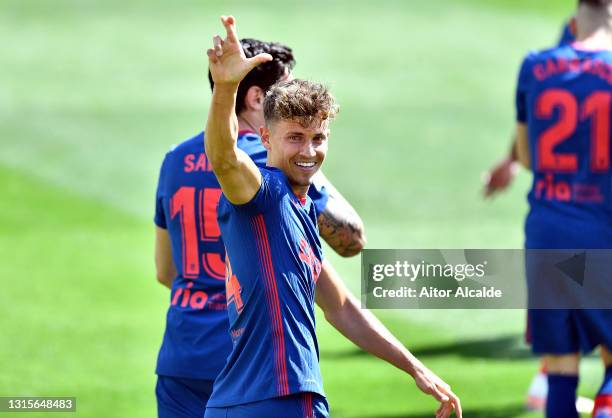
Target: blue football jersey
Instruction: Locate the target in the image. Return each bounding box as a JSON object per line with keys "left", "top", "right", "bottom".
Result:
{"left": 207, "top": 167, "right": 325, "bottom": 407}
{"left": 516, "top": 45, "right": 612, "bottom": 249}
{"left": 154, "top": 131, "right": 329, "bottom": 380}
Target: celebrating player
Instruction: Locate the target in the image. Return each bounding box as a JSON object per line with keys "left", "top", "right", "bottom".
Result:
{"left": 202, "top": 15, "right": 461, "bottom": 418}
{"left": 513, "top": 1, "right": 612, "bottom": 417}
{"left": 154, "top": 39, "right": 366, "bottom": 418}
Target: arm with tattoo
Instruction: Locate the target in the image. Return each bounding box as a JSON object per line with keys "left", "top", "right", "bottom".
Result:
{"left": 312, "top": 172, "right": 366, "bottom": 257}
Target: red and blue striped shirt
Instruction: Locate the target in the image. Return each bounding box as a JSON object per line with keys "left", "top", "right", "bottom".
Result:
{"left": 207, "top": 167, "right": 324, "bottom": 407}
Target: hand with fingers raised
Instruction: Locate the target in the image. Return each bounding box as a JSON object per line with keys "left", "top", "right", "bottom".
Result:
{"left": 206, "top": 15, "right": 273, "bottom": 86}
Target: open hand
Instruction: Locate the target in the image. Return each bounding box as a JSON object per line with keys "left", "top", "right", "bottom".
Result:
{"left": 413, "top": 364, "right": 462, "bottom": 418}
{"left": 206, "top": 15, "right": 272, "bottom": 85}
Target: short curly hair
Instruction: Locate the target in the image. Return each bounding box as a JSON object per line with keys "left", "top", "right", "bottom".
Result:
{"left": 263, "top": 79, "right": 339, "bottom": 127}
{"left": 208, "top": 38, "right": 295, "bottom": 114}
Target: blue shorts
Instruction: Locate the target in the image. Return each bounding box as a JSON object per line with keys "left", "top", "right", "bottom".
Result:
{"left": 156, "top": 375, "right": 214, "bottom": 418}
{"left": 204, "top": 392, "right": 329, "bottom": 418}
{"left": 528, "top": 309, "right": 612, "bottom": 355}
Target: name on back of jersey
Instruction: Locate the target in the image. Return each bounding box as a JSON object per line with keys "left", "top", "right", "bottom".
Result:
{"left": 184, "top": 153, "right": 213, "bottom": 173}
{"left": 534, "top": 56, "right": 612, "bottom": 84}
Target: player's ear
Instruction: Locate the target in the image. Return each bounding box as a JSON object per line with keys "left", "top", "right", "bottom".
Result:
{"left": 569, "top": 16, "right": 577, "bottom": 37}
{"left": 245, "top": 86, "right": 264, "bottom": 112}
{"left": 260, "top": 126, "right": 272, "bottom": 150}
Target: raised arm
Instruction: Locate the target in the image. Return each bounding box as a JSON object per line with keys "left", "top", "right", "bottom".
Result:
{"left": 205, "top": 16, "right": 272, "bottom": 204}
{"left": 315, "top": 260, "right": 462, "bottom": 418}
{"left": 312, "top": 172, "right": 366, "bottom": 257}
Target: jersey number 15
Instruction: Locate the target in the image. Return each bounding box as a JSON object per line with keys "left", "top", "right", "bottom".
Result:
{"left": 170, "top": 186, "right": 225, "bottom": 280}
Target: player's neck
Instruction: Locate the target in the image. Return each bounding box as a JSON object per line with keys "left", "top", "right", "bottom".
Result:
{"left": 576, "top": 7, "right": 612, "bottom": 50}
{"left": 576, "top": 28, "right": 612, "bottom": 50}
{"left": 264, "top": 158, "right": 310, "bottom": 198}
{"left": 237, "top": 111, "right": 264, "bottom": 134}
{"left": 291, "top": 184, "right": 309, "bottom": 200}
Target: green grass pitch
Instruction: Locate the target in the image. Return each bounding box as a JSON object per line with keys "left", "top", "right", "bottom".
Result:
{"left": 0, "top": 0, "right": 601, "bottom": 416}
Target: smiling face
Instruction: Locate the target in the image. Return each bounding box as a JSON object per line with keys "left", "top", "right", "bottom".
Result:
{"left": 261, "top": 79, "right": 339, "bottom": 195}
{"left": 260, "top": 118, "right": 329, "bottom": 195}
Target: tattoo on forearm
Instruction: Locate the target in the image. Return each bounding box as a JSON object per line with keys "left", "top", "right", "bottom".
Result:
{"left": 317, "top": 197, "right": 365, "bottom": 257}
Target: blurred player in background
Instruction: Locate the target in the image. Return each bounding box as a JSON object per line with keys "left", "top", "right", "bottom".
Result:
{"left": 481, "top": 12, "right": 598, "bottom": 415}
{"left": 154, "top": 38, "right": 366, "bottom": 418}
{"left": 513, "top": 1, "right": 612, "bottom": 416}
{"left": 202, "top": 15, "right": 461, "bottom": 418}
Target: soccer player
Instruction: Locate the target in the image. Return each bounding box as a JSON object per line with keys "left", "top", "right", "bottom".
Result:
{"left": 481, "top": 14, "right": 597, "bottom": 415}
{"left": 154, "top": 39, "right": 366, "bottom": 418}
{"left": 513, "top": 1, "right": 612, "bottom": 417}
{"left": 202, "top": 15, "right": 462, "bottom": 418}
{"left": 154, "top": 39, "right": 365, "bottom": 418}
